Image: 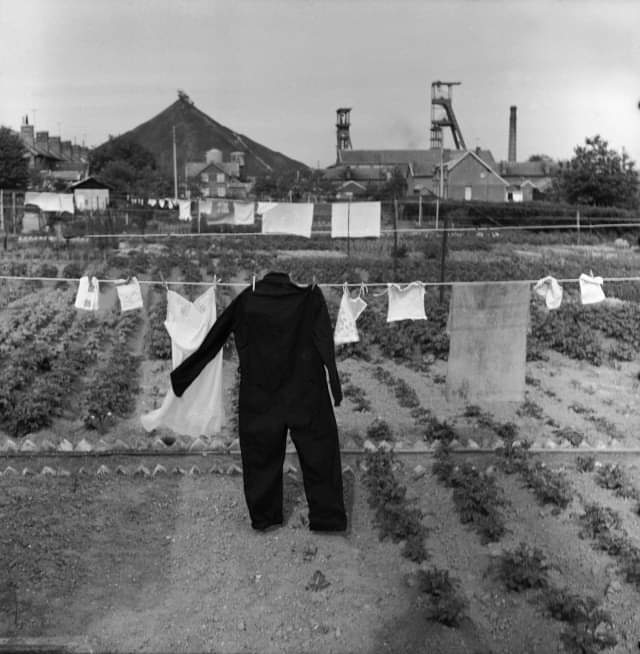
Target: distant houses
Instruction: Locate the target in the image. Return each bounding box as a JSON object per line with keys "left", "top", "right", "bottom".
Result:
{"left": 19, "top": 116, "right": 89, "bottom": 188}
{"left": 325, "top": 147, "right": 556, "bottom": 203}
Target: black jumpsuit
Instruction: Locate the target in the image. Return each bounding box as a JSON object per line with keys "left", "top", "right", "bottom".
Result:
{"left": 171, "top": 272, "right": 347, "bottom": 532}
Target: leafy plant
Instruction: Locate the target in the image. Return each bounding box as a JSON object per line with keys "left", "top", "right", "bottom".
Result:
{"left": 366, "top": 417, "right": 393, "bottom": 443}
{"left": 578, "top": 503, "right": 622, "bottom": 541}
{"left": 415, "top": 567, "right": 468, "bottom": 626}
{"left": 554, "top": 426, "right": 585, "bottom": 447}
{"left": 576, "top": 455, "right": 596, "bottom": 473}
{"left": 495, "top": 542, "right": 550, "bottom": 591}
{"left": 522, "top": 462, "right": 574, "bottom": 510}
{"left": 343, "top": 383, "right": 372, "bottom": 412}
{"left": 594, "top": 463, "right": 639, "bottom": 500}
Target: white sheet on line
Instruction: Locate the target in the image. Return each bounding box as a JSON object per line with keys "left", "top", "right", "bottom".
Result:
{"left": 261, "top": 203, "right": 314, "bottom": 238}
{"left": 331, "top": 201, "right": 381, "bottom": 238}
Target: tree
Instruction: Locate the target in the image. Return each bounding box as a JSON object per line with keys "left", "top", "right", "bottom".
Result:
{"left": 0, "top": 126, "right": 29, "bottom": 190}
{"left": 552, "top": 135, "right": 638, "bottom": 208}
{"left": 88, "top": 136, "right": 171, "bottom": 197}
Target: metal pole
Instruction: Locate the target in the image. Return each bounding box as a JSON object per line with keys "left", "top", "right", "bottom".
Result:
{"left": 439, "top": 212, "right": 448, "bottom": 304}
{"left": 393, "top": 196, "right": 399, "bottom": 281}
{"left": 0, "top": 189, "right": 4, "bottom": 234}
{"left": 436, "top": 143, "right": 444, "bottom": 230}
{"left": 418, "top": 192, "right": 422, "bottom": 227}
{"left": 12, "top": 192, "right": 16, "bottom": 234}
{"left": 576, "top": 209, "right": 580, "bottom": 245}
{"left": 347, "top": 198, "right": 351, "bottom": 257}
{"left": 173, "top": 125, "right": 178, "bottom": 200}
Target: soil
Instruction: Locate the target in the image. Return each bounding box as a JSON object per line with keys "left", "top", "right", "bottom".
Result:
{"left": 3, "top": 242, "right": 640, "bottom": 653}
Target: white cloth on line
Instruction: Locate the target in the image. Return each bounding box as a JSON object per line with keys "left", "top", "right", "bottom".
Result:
{"left": 140, "top": 287, "right": 225, "bottom": 437}
{"left": 148, "top": 199, "right": 157, "bottom": 207}
{"left": 387, "top": 282, "right": 427, "bottom": 322}
{"left": 233, "top": 201, "right": 255, "bottom": 225}
{"left": 257, "top": 202, "right": 278, "bottom": 215}
{"left": 25, "top": 192, "right": 75, "bottom": 214}
{"left": 261, "top": 203, "right": 314, "bottom": 238}
{"left": 198, "top": 199, "right": 213, "bottom": 216}
{"left": 178, "top": 200, "right": 191, "bottom": 221}
{"left": 116, "top": 277, "right": 144, "bottom": 312}
{"left": 579, "top": 273, "right": 605, "bottom": 305}
{"left": 74, "top": 276, "right": 100, "bottom": 311}
{"left": 334, "top": 287, "right": 367, "bottom": 344}
{"left": 533, "top": 276, "right": 563, "bottom": 310}
{"left": 331, "top": 201, "right": 381, "bottom": 238}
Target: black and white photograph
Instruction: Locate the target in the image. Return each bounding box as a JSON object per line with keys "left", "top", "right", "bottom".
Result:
{"left": 1, "top": 1, "right": 640, "bottom": 652}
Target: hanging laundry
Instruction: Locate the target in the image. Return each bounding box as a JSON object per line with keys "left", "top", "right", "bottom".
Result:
{"left": 198, "top": 198, "right": 213, "bottom": 217}
{"left": 386, "top": 282, "right": 427, "bottom": 322}
{"left": 331, "top": 201, "right": 381, "bottom": 238}
{"left": 74, "top": 276, "right": 100, "bottom": 311}
{"left": 533, "top": 276, "right": 563, "bottom": 310}
{"left": 446, "top": 282, "right": 530, "bottom": 404}
{"left": 178, "top": 200, "right": 191, "bottom": 221}
{"left": 233, "top": 201, "right": 255, "bottom": 225}
{"left": 24, "top": 192, "right": 75, "bottom": 214}
{"left": 148, "top": 199, "right": 157, "bottom": 207}
{"left": 202, "top": 200, "right": 234, "bottom": 225}
{"left": 579, "top": 273, "right": 605, "bottom": 305}
{"left": 334, "top": 286, "right": 367, "bottom": 344}
{"left": 257, "top": 202, "right": 278, "bottom": 215}
{"left": 116, "top": 277, "right": 144, "bottom": 312}
{"left": 261, "top": 203, "right": 314, "bottom": 238}
{"left": 141, "top": 286, "right": 225, "bottom": 437}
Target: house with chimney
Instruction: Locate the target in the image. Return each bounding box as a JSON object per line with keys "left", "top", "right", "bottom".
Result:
{"left": 19, "top": 116, "right": 89, "bottom": 188}
{"left": 185, "top": 148, "right": 250, "bottom": 199}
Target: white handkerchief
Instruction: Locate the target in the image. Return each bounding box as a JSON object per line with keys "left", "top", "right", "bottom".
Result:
{"left": 579, "top": 273, "right": 605, "bottom": 305}
{"left": 533, "top": 276, "right": 563, "bottom": 310}
{"left": 74, "top": 276, "right": 100, "bottom": 311}
{"left": 116, "top": 277, "right": 144, "bottom": 312}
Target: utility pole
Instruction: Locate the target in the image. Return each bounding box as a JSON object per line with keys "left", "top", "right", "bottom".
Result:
{"left": 172, "top": 126, "right": 178, "bottom": 200}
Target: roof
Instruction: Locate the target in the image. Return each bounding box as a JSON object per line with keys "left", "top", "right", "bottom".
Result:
{"left": 337, "top": 148, "right": 497, "bottom": 177}
{"left": 70, "top": 176, "right": 113, "bottom": 190}
{"left": 499, "top": 161, "right": 557, "bottom": 177}
{"left": 445, "top": 150, "right": 509, "bottom": 186}
{"left": 23, "top": 141, "right": 63, "bottom": 161}
{"left": 185, "top": 162, "right": 208, "bottom": 178}
{"left": 199, "top": 161, "right": 231, "bottom": 177}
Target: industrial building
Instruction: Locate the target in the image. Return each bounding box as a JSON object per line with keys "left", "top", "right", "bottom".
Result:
{"left": 325, "top": 82, "right": 556, "bottom": 202}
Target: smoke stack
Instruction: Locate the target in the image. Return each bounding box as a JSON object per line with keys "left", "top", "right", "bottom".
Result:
{"left": 508, "top": 106, "right": 517, "bottom": 163}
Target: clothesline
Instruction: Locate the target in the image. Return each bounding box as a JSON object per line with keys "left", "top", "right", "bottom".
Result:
{"left": 33, "top": 221, "right": 640, "bottom": 240}
{"left": 3, "top": 274, "right": 640, "bottom": 288}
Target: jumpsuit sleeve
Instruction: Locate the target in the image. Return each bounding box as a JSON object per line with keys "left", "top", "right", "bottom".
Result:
{"left": 312, "top": 287, "right": 342, "bottom": 407}
{"left": 170, "top": 293, "right": 240, "bottom": 397}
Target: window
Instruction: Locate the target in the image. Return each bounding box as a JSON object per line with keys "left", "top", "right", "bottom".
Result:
{"left": 201, "top": 173, "right": 209, "bottom": 183}
{"left": 216, "top": 173, "right": 225, "bottom": 183}
{"left": 464, "top": 186, "right": 472, "bottom": 201}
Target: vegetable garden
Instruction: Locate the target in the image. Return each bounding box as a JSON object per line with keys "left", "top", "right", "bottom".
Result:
{"left": 2, "top": 225, "right": 640, "bottom": 653}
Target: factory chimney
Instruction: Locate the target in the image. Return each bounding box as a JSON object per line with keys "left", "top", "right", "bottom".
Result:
{"left": 508, "top": 106, "right": 517, "bottom": 163}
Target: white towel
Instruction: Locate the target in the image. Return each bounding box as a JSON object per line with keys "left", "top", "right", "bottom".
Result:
{"left": 579, "top": 273, "right": 605, "bottom": 305}
{"left": 116, "top": 277, "right": 144, "bottom": 312}
{"left": 533, "top": 276, "right": 563, "bottom": 310}
{"left": 386, "top": 282, "right": 427, "bottom": 322}
{"left": 261, "top": 203, "right": 314, "bottom": 238}
{"left": 198, "top": 199, "right": 213, "bottom": 216}
{"left": 178, "top": 200, "right": 191, "bottom": 221}
{"left": 233, "top": 201, "right": 255, "bottom": 225}
{"left": 331, "top": 201, "right": 381, "bottom": 238}
{"left": 74, "top": 276, "right": 100, "bottom": 311}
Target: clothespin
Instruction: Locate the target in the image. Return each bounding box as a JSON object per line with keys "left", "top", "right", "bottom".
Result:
{"left": 343, "top": 281, "right": 349, "bottom": 294}
{"left": 312, "top": 275, "right": 317, "bottom": 288}
{"left": 252, "top": 274, "right": 256, "bottom": 292}
{"left": 159, "top": 271, "right": 169, "bottom": 291}
{"left": 359, "top": 281, "right": 369, "bottom": 297}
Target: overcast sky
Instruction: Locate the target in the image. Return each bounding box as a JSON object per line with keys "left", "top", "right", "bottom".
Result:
{"left": 1, "top": 0, "right": 638, "bottom": 168}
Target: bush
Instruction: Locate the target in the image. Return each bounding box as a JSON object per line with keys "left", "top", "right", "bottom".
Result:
{"left": 366, "top": 417, "right": 393, "bottom": 443}
{"left": 495, "top": 542, "right": 550, "bottom": 591}
{"left": 415, "top": 567, "right": 468, "bottom": 627}
{"left": 594, "top": 463, "right": 639, "bottom": 500}
{"left": 61, "top": 262, "right": 84, "bottom": 279}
